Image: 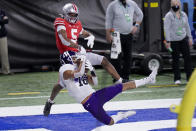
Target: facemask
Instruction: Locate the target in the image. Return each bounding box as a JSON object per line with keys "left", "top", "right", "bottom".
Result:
{"left": 119, "top": 0, "right": 126, "bottom": 6}
{"left": 172, "top": 5, "right": 180, "bottom": 12}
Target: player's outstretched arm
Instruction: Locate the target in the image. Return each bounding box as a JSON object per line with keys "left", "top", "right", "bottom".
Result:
{"left": 81, "top": 30, "right": 95, "bottom": 48}
{"left": 85, "top": 60, "right": 98, "bottom": 86}
{"left": 63, "top": 56, "right": 86, "bottom": 80}
{"left": 58, "top": 29, "right": 79, "bottom": 48}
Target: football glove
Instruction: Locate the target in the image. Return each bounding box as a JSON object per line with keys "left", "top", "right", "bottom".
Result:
{"left": 78, "top": 45, "right": 86, "bottom": 56}
{"left": 77, "top": 55, "right": 86, "bottom": 62}
{"left": 85, "top": 59, "right": 94, "bottom": 71}
{"left": 84, "top": 34, "right": 95, "bottom": 48}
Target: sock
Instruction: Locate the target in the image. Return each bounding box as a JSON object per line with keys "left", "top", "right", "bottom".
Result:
{"left": 115, "top": 77, "right": 123, "bottom": 84}
{"left": 48, "top": 99, "right": 55, "bottom": 104}
{"left": 111, "top": 112, "right": 124, "bottom": 124}
{"left": 134, "top": 78, "right": 148, "bottom": 88}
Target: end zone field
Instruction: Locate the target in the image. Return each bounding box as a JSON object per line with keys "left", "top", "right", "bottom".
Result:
{"left": 0, "top": 69, "right": 195, "bottom": 130}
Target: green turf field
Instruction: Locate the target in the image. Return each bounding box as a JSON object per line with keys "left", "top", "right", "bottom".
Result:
{"left": 0, "top": 69, "right": 187, "bottom": 107}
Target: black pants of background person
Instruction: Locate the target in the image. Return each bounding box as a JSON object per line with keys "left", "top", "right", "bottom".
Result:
{"left": 171, "top": 37, "right": 192, "bottom": 82}
{"left": 111, "top": 34, "right": 132, "bottom": 81}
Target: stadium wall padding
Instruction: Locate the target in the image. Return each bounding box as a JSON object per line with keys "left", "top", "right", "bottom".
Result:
{"left": 0, "top": 0, "right": 143, "bottom": 68}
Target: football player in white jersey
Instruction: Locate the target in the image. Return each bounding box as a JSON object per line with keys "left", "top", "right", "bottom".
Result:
{"left": 43, "top": 51, "right": 158, "bottom": 125}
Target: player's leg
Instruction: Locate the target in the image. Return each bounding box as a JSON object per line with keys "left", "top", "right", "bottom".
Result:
{"left": 44, "top": 67, "right": 65, "bottom": 116}
{"left": 83, "top": 67, "right": 158, "bottom": 124}
{"left": 49, "top": 84, "right": 63, "bottom": 101}
{"left": 110, "top": 68, "right": 158, "bottom": 124}
{"left": 43, "top": 84, "right": 63, "bottom": 116}
{"left": 95, "top": 67, "right": 158, "bottom": 105}
{"left": 86, "top": 52, "right": 122, "bottom": 83}
{"left": 83, "top": 85, "right": 136, "bottom": 125}
{"left": 43, "top": 64, "right": 70, "bottom": 116}
{"left": 101, "top": 57, "right": 123, "bottom": 83}
{"left": 82, "top": 93, "right": 112, "bottom": 125}
{"left": 83, "top": 67, "right": 157, "bottom": 125}
{"left": 111, "top": 110, "right": 136, "bottom": 125}
{"left": 83, "top": 92, "right": 133, "bottom": 125}
{"left": 122, "top": 67, "right": 158, "bottom": 91}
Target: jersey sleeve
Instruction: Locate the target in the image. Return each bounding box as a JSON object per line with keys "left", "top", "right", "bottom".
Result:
{"left": 54, "top": 18, "right": 65, "bottom": 26}
{"left": 59, "top": 64, "right": 74, "bottom": 74}
{"left": 57, "top": 25, "right": 66, "bottom": 32}
{"left": 79, "top": 28, "right": 84, "bottom": 35}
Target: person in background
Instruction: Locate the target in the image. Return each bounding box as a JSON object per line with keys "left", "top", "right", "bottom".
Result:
{"left": 105, "top": 0, "right": 143, "bottom": 82}
{"left": 0, "top": 9, "right": 10, "bottom": 75}
{"left": 164, "top": 0, "right": 193, "bottom": 84}
{"left": 43, "top": 51, "right": 158, "bottom": 125}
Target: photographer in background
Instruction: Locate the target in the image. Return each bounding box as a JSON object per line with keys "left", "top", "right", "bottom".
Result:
{"left": 0, "top": 9, "right": 10, "bottom": 75}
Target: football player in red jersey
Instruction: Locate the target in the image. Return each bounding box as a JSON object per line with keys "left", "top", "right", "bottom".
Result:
{"left": 43, "top": 3, "right": 125, "bottom": 115}
{"left": 54, "top": 3, "right": 94, "bottom": 54}
{"left": 54, "top": 3, "right": 123, "bottom": 82}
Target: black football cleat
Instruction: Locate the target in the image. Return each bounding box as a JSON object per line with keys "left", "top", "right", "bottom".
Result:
{"left": 122, "top": 79, "right": 130, "bottom": 83}
{"left": 43, "top": 100, "right": 54, "bottom": 116}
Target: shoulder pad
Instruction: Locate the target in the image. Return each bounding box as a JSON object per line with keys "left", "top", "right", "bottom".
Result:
{"left": 54, "top": 17, "right": 65, "bottom": 26}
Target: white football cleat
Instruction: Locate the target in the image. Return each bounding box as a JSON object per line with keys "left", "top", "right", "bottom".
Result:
{"left": 175, "top": 80, "right": 181, "bottom": 85}
{"left": 146, "top": 67, "right": 158, "bottom": 84}
{"left": 117, "top": 111, "right": 136, "bottom": 119}
{"left": 111, "top": 110, "right": 136, "bottom": 124}
{"left": 123, "top": 111, "right": 136, "bottom": 119}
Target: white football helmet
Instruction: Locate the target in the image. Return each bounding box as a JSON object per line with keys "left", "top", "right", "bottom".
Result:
{"left": 62, "top": 3, "right": 79, "bottom": 24}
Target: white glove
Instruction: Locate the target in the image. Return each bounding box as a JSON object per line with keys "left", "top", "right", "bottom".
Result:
{"left": 78, "top": 45, "right": 86, "bottom": 56}
{"left": 71, "top": 39, "right": 77, "bottom": 44}
{"left": 84, "top": 34, "right": 95, "bottom": 48}
{"left": 85, "top": 59, "right": 94, "bottom": 71}
{"left": 77, "top": 54, "right": 86, "bottom": 62}
{"left": 74, "top": 55, "right": 86, "bottom": 78}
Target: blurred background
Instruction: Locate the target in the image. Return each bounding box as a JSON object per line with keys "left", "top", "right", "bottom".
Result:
{"left": 0, "top": 0, "right": 195, "bottom": 74}
{"left": 0, "top": 1, "right": 196, "bottom": 130}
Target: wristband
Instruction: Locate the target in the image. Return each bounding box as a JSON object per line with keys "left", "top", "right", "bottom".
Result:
{"left": 91, "top": 70, "right": 96, "bottom": 77}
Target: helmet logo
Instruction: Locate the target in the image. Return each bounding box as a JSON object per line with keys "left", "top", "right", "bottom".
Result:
{"left": 63, "top": 3, "right": 79, "bottom": 24}
{"left": 72, "top": 4, "right": 78, "bottom": 12}
{"left": 60, "top": 51, "right": 78, "bottom": 65}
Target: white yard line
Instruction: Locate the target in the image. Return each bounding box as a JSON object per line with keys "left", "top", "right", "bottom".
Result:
{"left": 92, "top": 119, "right": 196, "bottom": 131}
{"left": 0, "top": 98, "right": 181, "bottom": 117}
{"left": 8, "top": 129, "right": 51, "bottom": 131}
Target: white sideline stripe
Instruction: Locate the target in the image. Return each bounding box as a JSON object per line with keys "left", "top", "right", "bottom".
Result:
{"left": 92, "top": 119, "right": 196, "bottom": 131}
{"left": 8, "top": 128, "right": 51, "bottom": 131}
{"left": 0, "top": 96, "right": 50, "bottom": 100}
{"left": 0, "top": 99, "right": 181, "bottom": 117}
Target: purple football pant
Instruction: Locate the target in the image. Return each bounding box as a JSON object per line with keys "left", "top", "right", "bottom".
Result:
{"left": 82, "top": 83, "right": 123, "bottom": 125}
